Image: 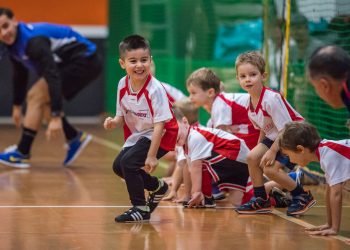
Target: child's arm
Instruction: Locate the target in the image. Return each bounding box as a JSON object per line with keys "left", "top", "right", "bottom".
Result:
{"left": 144, "top": 121, "right": 165, "bottom": 173}
{"left": 103, "top": 115, "right": 124, "bottom": 130}
{"left": 162, "top": 159, "right": 185, "bottom": 201}
{"left": 188, "top": 159, "right": 204, "bottom": 207}
{"left": 308, "top": 183, "right": 343, "bottom": 236}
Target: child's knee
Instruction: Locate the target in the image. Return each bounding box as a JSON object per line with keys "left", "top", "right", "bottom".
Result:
{"left": 112, "top": 157, "right": 124, "bottom": 177}
{"left": 263, "top": 165, "right": 279, "bottom": 178}
{"left": 246, "top": 151, "right": 260, "bottom": 166}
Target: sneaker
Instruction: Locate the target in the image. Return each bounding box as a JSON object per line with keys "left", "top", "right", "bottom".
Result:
{"left": 270, "top": 187, "right": 292, "bottom": 208}
{"left": 236, "top": 197, "right": 272, "bottom": 214}
{"left": 63, "top": 132, "right": 92, "bottom": 166}
{"left": 183, "top": 196, "right": 216, "bottom": 208}
{"left": 115, "top": 206, "right": 150, "bottom": 223}
{"left": 212, "top": 183, "right": 225, "bottom": 200}
{"left": 287, "top": 190, "right": 316, "bottom": 216}
{"left": 147, "top": 179, "right": 169, "bottom": 213}
{"left": 0, "top": 148, "right": 30, "bottom": 168}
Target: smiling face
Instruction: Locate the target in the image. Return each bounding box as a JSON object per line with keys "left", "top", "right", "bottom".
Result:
{"left": 119, "top": 48, "right": 152, "bottom": 86}
{"left": 236, "top": 63, "right": 266, "bottom": 95}
{"left": 0, "top": 13, "right": 17, "bottom": 45}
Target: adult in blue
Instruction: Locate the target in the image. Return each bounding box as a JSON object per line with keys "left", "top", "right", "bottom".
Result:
{"left": 0, "top": 7, "right": 102, "bottom": 168}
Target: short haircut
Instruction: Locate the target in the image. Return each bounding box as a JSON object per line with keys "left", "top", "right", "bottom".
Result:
{"left": 0, "top": 7, "right": 14, "bottom": 18}
{"left": 279, "top": 122, "right": 321, "bottom": 152}
{"left": 173, "top": 97, "right": 199, "bottom": 125}
{"left": 119, "top": 34, "right": 151, "bottom": 59}
{"left": 186, "top": 67, "right": 221, "bottom": 94}
{"left": 308, "top": 45, "right": 350, "bottom": 81}
{"left": 235, "top": 51, "right": 265, "bottom": 75}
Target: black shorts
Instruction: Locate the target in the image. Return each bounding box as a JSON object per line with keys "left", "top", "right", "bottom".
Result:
{"left": 261, "top": 137, "right": 296, "bottom": 170}
{"left": 204, "top": 152, "right": 249, "bottom": 192}
{"left": 59, "top": 52, "right": 103, "bottom": 100}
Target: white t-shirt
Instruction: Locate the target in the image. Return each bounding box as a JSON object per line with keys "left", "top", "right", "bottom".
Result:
{"left": 116, "top": 75, "right": 178, "bottom": 150}
{"left": 317, "top": 139, "right": 350, "bottom": 186}
{"left": 162, "top": 82, "right": 186, "bottom": 103}
{"left": 248, "top": 87, "right": 304, "bottom": 141}
{"left": 186, "top": 126, "right": 249, "bottom": 164}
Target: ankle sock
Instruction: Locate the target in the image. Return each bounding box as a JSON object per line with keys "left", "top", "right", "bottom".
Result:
{"left": 253, "top": 186, "right": 267, "bottom": 200}
{"left": 17, "top": 127, "right": 37, "bottom": 155}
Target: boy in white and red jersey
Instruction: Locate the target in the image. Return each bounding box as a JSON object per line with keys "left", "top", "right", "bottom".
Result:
{"left": 280, "top": 121, "right": 350, "bottom": 237}
{"left": 104, "top": 35, "right": 178, "bottom": 223}
{"left": 175, "top": 108, "right": 252, "bottom": 208}
{"left": 186, "top": 68, "right": 260, "bottom": 150}
{"left": 235, "top": 51, "right": 316, "bottom": 216}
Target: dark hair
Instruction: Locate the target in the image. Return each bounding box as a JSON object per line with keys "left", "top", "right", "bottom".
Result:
{"left": 119, "top": 34, "right": 151, "bottom": 59}
{"left": 308, "top": 45, "right": 350, "bottom": 81}
{"left": 0, "top": 8, "right": 14, "bottom": 18}
{"left": 186, "top": 67, "right": 221, "bottom": 94}
{"left": 279, "top": 122, "right": 321, "bottom": 152}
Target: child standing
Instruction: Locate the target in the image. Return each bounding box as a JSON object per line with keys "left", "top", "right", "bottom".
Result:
{"left": 280, "top": 121, "right": 350, "bottom": 237}
{"left": 175, "top": 108, "right": 251, "bottom": 208}
{"left": 104, "top": 35, "right": 178, "bottom": 222}
{"left": 235, "top": 51, "right": 316, "bottom": 216}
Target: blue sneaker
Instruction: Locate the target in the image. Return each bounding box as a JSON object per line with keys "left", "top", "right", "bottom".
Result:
{"left": 287, "top": 190, "right": 316, "bottom": 216}
{"left": 0, "top": 147, "right": 30, "bottom": 168}
{"left": 212, "top": 183, "right": 225, "bottom": 200}
{"left": 236, "top": 197, "right": 272, "bottom": 214}
{"left": 63, "top": 132, "right": 92, "bottom": 166}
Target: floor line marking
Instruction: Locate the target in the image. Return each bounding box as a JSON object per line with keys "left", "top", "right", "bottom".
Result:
{"left": 273, "top": 209, "right": 350, "bottom": 244}
{"left": 91, "top": 135, "right": 168, "bottom": 169}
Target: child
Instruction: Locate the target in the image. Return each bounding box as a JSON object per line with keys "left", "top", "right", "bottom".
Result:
{"left": 279, "top": 121, "right": 350, "bottom": 237}
{"left": 174, "top": 108, "right": 251, "bottom": 208}
{"left": 186, "top": 67, "right": 260, "bottom": 150}
{"left": 235, "top": 51, "right": 316, "bottom": 216}
{"left": 104, "top": 35, "right": 178, "bottom": 222}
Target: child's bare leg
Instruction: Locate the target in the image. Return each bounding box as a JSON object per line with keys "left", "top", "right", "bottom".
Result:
{"left": 247, "top": 144, "right": 269, "bottom": 187}
{"left": 227, "top": 189, "right": 244, "bottom": 208}
{"left": 263, "top": 162, "right": 296, "bottom": 191}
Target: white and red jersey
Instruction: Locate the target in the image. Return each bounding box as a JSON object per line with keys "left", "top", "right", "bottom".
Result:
{"left": 116, "top": 74, "right": 178, "bottom": 151}
{"left": 316, "top": 139, "right": 350, "bottom": 186}
{"left": 162, "top": 82, "right": 186, "bottom": 104}
{"left": 211, "top": 92, "right": 260, "bottom": 149}
{"left": 185, "top": 126, "right": 249, "bottom": 164}
{"left": 248, "top": 87, "right": 304, "bottom": 141}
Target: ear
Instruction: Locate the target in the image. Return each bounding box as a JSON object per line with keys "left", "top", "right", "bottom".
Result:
{"left": 296, "top": 145, "right": 305, "bottom": 153}
{"left": 318, "top": 78, "right": 331, "bottom": 93}
{"left": 182, "top": 116, "right": 189, "bottom": 125}
{"left": 119, "top": 58, "right": 125, "bottom": 69}
{"left": 207, "top": 88, "right": 216, "bottom": 97}
{"left": 262, "top": 72, "right": 267, "bottom": 81}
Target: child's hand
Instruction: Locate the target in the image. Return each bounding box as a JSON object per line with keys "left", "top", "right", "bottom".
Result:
{"left": 260, "top": 149, "right": 277, "bottom": 167}
{"left": 305, "top": 224, "right": 330, "bottom": 232}
{"left": 188, "top": 192, "right": 204, "bottom": 208}
{"left": 104, "top": 117, "right": 117, "bottom": 130}
{"left": 162, "top": 191, "right": 177, "bottom": 201}
{"left": 308, "top": 228, "right": 338, "bottom": 236}
{"left": 144, "top": 156, "right": 158, "bottom": 173}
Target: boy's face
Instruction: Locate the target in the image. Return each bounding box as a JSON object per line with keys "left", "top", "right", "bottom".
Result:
{"left": 281, "top": 147, "right": 312, "bottom": 167}
{"left": 176, "top": 117, "right": 190, "bottom": 146}
{"left": 308, "top": 76, "right": 345, "bottom": 108}
{"left": 119, "top": 48, "right": 151, "bottom": 85}
{"left": 187, "top": 83, "right": 214, "bottom": 108}
{"left": 0, "top": 14, "right": 17, "bottom": 45}
{"left": 236, "top": 63, "right": 266, "bottom": 94}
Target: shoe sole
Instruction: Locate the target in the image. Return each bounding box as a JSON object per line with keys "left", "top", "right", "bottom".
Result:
{"left": 287, "top": 199, "right": 317, "bottom": 216}
{"left": 64, "top": 134, "right": 92, "bottom": 166}
{"left": 116, "top": 219, "right": 150, "bottom": 223}
{"left": 0, "top": 159, "right": 30, "bottom": 168}
{"left": 235, "top": 208, "right": 273, "bottom": 214}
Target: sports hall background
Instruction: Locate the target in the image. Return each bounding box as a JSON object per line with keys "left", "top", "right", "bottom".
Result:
{"left": 1, "top": 0, "right": 350, "bottom": 174}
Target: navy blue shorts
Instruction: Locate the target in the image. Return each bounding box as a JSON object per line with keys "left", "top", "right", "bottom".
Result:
{"left": 261, "top": 137, "right": 296, "bottom": 170}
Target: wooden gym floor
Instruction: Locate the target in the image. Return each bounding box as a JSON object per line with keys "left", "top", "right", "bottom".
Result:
{"left": 0, "top": 125, "right": 349, "bottom": 250}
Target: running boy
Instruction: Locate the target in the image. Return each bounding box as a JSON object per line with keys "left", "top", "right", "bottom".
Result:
{"left": 104, "top": 35, "right": 178, "bottom": 222}
{"left": 235, "top": 51, "right": 316, "bottom": 216}
{"left": 280, "top": 121, "right": 350, "bottom": 236}
{"left": 175, "top": 108, "right": 251, "bottom": 208}
{"left": 186, "top": 67, "right": 260, "bottom": 150}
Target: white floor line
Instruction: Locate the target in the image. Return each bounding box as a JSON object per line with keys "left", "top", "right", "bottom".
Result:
{"left": 91, "top": 135, "right": 168, "bottom": 169}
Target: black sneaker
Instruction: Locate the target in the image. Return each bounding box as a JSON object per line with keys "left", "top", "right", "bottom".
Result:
{"left": 115, "top": 206, "right": 150, "bottom": 223}
{"left": 183, "top": 196, "right": 216, "bottom": 208}
{"left": 270, "top": 188, "right": 292, "bottom": 208}
{"left": 287, "top": 190, "right": 316, "bottom": 216}
{"left": 236, "top": 197, "right": 272, "bottom": 214}
{"left": 147, "top": 180, "right": 169, "bottom": 213}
